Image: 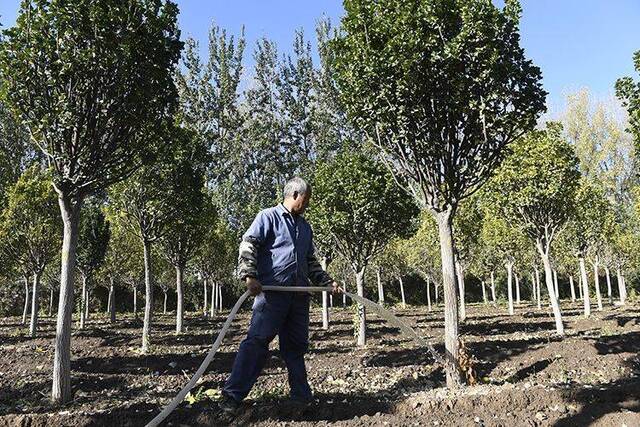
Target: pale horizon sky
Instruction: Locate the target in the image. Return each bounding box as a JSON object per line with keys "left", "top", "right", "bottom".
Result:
{"left": 1, "top": 0, "right": 638, "bottom": 113}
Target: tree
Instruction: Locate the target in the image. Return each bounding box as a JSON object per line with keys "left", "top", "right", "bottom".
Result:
{"left": 453, "top": 195, "right": 483, "bottom": 321}
{"left": 308, "top": 152, "right": 417, "bottom": 346}
{"left": 488, "top": 124, "right": 580, "bottom": 335}
{"left": 616, "top": 50, "right": 640, "bottom": 150}
{"left": 0, "top": 166, "right": 61, "bottom": 337}
{"left": 76, "top": 199, "right": 110, "bottom": 329}
{"left": 479, "top": 211, "right": 527, "bottom": 316}
{"left": 402, "top": 213, "right": 442, "bottom": 311}
{"left": 332, "top": 0, "right": 546, "bottom": 386}
{"left": 565, "top": 179, "right": 615, "bottom": 315}
{"left": 0, "top": 0, "right": 182, "bottom": 403}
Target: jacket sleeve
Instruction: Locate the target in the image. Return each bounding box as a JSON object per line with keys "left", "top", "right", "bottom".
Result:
{"left": 237, "top": 211, "right": 268, "bottom": 281}
{"left": 307, "top": 237, "right": 334, "bottom": 286}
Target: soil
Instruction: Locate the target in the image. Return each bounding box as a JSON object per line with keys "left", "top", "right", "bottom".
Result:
{"left": 1, "top": 299, "right": 639, "bottom": 426}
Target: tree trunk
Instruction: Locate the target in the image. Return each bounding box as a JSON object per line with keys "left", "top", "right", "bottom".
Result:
{"left": 342, "top": 281, "right": 347, "bottom": 307}
{"left": 398, "top": 276, "right": 406, "bottom": 310}
{"left": 538, "top": 243, "right": 564, "bottom": 335}
{"left": 490, "top": 271, "right": 496, "bottom": 303}
{"left": 109, "top": 277, "right": 116, "bottom": 323}
{"left": 456, "top": 262, "right": 465, "bottom": 321}
{"left": 218, "top": 283, "right": 222, "bottom": 311}
{"left": 79, "top": 275, "right": 87, "bottom": 329}
{"left": 176, "top": 264, "right": 184, "bottom": 334}
{"left": 355, "top": 267, "right": 366, "bottom": 347}
{"left": 214, "top": 282, "right": 218, "bottom": 317}
{"left": 376, "top": 267, "right": 384, "bottom": 304}
{"left": 426, "top": 276, "right": 432, "bottom": 312}
{"left": 30, "top": 272, "right": 41, "bottom": 338}
{"left": 593, "top": 257, "right": 603, "bottom": 311}
{"left": 579, "top": 257, "right": 590, "bottom": 317}
{"left": 481, "top": 280, "right": 487, "bottom": 305}
{"left": 569, "top": 275, "right": 576, "bottom": 302}
{"left": 530, "top": 272, "right": 535, "bottom": 301}
{"left": 142, "top": 239, "right": 154, "bottom": 353}
{"left": 22, "top": 275, "right": 30, "bottom": 325}
{"left": 578, "top": 271, "right": 584, "bottom": 300}
{"left": 435, "top": 210, "right": 462, "bottom": 387}
{"left": 330, "top": 293, "right": 333, "bottom": 307}
{"left": 322, "top": 257, "right": 329, "bottom": 330}
{"left": 49, "top": 286, "right": 54, "bottom": 317}
{"left": 203, "top": 278, "right": 208, "bottom": 317}
{"left": 85, "top": 288, "right": 90, "bottom": 320}
{"left": 605, "top": 266, "right": 612, "bottom": 304}
{"left": 535, "top": 266, "right": 541, "bottom": 310}
{"left": 515, "top": 273, "right": 521, "bottom": 305}
{"left": 435, "top": 282, "right": 439, "bottom": 305}
{"left": 52, "top": 196, "right": 81, "bottom": 404}
{"left": 133, "top": 287, "right": 138, "bottom": 318}
{"left": 617, "top": 268, "right": 626, "bottom": 305}
{"left": 163, "top": 291, "right": 168, "bottom": 314}
{"left": 506, "top": 262, "right": 514, "bottom": 316}
{"left": 553, "top": 270, "right": 559, "bottom": 300}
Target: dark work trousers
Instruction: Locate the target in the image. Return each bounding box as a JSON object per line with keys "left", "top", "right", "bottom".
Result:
{"left": 223, "top": 291, "right": 312, "bottom": 402}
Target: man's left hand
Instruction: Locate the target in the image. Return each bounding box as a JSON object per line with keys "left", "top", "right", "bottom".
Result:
{"left": 331, "top": 281, "right": 341, "bottom": 295}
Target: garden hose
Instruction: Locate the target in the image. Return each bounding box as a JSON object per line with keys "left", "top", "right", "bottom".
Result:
{"left": 145, "top": 285, "right": 443, "bottom": 427}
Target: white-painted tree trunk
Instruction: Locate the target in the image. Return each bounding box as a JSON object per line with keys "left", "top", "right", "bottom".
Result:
{"left": 553, "top": 270, "right": 559, "bottom": 300}
{"left": 49, "top": 286, "right": 54, "bottom": 317}
{"left": 593, "top": 257, "right": 603, "bottom": 311}
{"left": 30, "top": 272, "right": 41, "bottom": 338}
{"left": 506, "top": 262, "right": 514, "bottom": 316}
{"left": 214, "top": 282, "right": 218, "bottom": 317}
{"left": 604, "top": 266, "right": 612, "bottom": 304}
{"left": 108, "top": 277, "right": 116, "bottom": 323}
{"left": 616, "top": 268, "right": 626, "bottom": 305}
{"left": 22, "top": 275, "right": 30, "bottom": 325}
{"left": 133, "top": 286, "right": 138, "bottom": 318}
{"left": 538, "top": 244, "right": 564, "bottom": 335}
{"left": 203, "top": 278, "right": 208, "bottom": 317}
{"left": 569, "top": 275, "right": 576, "bottom": 302}
{"left": 218, "top": 283, "right": 222, "bottom": 311}
{"left": 175, "top": 265, "right": 184, "bottom": 334}
{"left": 515, "top": 273, "right": 521, "bottom": 305}
{"left": 426, "top": 275, "right": 432, "bottom": 312}
{"left": 481, "top": 280, "right": 487, "bottom": 305}
{"left": 398, "top": 276, "right": 406, "bottom": 310}
{"left": 85, "top": 288, "right": 90, "bottom": 320}
{"left": 355, "top": 268, "right": 366, "bottom": 347}
{"left": 535, "top": 266, "right": 541, "bottom": 310}
{"left": 330, "top": 294, "right": 333, "bottom": 307}
{"left": 142, "top": 240, "right": 154, "bottom": 353}
{"left": 490, "top": 271, "right": 496, "bottom": 304}
{"left": 530, "top": 272, "right": 535, "bottom": 302}
{"left": 322, "top": 257, "right": 329, "bottom": 330}
{"left": 579, "top": 257, "right": 590, "bottom": 317}
{"left": 342, "top": 281, "right": 347, "bottom": 306}
{"left": 578, "top": 271, "right": 584, "bottom": 300}
{"left": 163, "top": 291, "right": 168, "bottom": 314}
{"left": 80, "top": 275, "right": 87, "bottom": 329}
{"left": 435, "top": 210, "right": 462, "bottom": 387}
{"left": 52, "top": 197, "right": 81, "bottom": 404}
{"left": 456, "top": 262, "right": 465, "bottom": 321}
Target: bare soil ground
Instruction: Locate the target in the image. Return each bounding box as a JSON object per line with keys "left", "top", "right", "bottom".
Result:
{"left": 1, "top": 299, "right": 639, "bottom": 426}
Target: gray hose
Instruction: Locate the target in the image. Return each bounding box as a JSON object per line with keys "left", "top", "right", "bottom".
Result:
{"left": 145, "top": 285, "right": 442, "bottom": 427}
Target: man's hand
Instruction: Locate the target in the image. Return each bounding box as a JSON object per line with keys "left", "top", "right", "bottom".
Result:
{"left": 246, "top": 277, "right": 262, "bottom": 296}
{"left": 331, "top": 281, "right": 341, "bottom": 295}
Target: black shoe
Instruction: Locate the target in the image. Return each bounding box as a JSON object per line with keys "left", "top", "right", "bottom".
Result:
{"left": 219, "top": 394, "right": 240, "bottom": 414}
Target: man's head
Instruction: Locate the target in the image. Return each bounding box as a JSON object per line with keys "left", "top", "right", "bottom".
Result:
{"left": 283, "top": 177, "right": 311, "bottom": 215}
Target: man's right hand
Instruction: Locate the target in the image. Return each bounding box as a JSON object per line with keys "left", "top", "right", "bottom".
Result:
{"left": 246, "top": 277, "right": 262, "bottom": 296}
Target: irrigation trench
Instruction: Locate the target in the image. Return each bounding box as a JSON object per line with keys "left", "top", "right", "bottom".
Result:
{"left": 146, "top": 285, "right": 444, "bottom": 427}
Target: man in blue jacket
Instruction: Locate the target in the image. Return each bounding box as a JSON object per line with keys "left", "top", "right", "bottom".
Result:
{"left": 220, "top": 177, "right": 339, "bottom": 413}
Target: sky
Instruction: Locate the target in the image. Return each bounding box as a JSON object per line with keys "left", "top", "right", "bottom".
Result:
{"left": 1, "top": 0, "right": 639, "bottom": 112}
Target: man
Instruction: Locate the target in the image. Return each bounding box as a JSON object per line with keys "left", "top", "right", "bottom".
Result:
{"left": 220, "top": 177, "right": 339, "bottom": 413}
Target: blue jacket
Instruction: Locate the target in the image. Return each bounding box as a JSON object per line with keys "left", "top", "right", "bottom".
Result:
{"left": 238, "top": 204, "right": 332, "bottom": 287}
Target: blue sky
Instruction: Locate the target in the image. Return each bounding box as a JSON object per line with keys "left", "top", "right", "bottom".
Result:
{"left": 1, "top": 0, "right": 639, "bottom": 112}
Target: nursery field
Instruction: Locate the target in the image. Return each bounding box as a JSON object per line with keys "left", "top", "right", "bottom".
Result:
{"left": 1, "top": 301, "right": 639, "bottom": 426}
